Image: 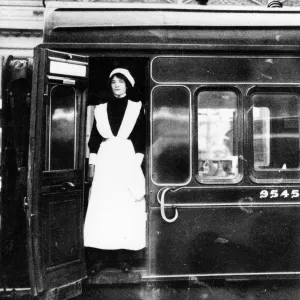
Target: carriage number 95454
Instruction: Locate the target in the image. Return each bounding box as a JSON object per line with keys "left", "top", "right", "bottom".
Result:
{"left": 260, "top": 189, "right": 299, "bottom": 199}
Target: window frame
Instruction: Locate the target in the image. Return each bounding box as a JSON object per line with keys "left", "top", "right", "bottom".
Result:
{"left": 150, "top": 84, "right": 192, "bottom": 186}
{"left": 41, "top": 80, "right": 86, "bottom": 186}
{"left": 195, "top": 86, "right": 243, "bottom": 185}
{"left": 249, "top": 86, "right": 300, "bottom": 184}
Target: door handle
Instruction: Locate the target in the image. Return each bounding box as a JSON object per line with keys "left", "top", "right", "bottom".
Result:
{"left": 61, "top": 182, "right": 76, "bottom": 191}
{"left": 158, "top": 187, "right": 179, "bottom": 223}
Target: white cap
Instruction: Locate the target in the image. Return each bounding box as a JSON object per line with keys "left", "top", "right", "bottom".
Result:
{"left": 109, "top": 68, "right": 135, "bottom": 87}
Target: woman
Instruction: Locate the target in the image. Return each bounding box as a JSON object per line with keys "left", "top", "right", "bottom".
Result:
{"left": 84, "top": 68, "right": 146, "bottom": 274}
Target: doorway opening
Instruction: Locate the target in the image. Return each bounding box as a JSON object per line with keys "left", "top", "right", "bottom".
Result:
{"left": 84, "top": 57, "right": 149, "bottom": 280}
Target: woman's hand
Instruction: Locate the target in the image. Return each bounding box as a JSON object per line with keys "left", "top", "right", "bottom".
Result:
{"left": 135, "top": 196, "right": 145, "bottom": 202}
{"left": 88, "top": 164, "right": 95, "bottom": 182}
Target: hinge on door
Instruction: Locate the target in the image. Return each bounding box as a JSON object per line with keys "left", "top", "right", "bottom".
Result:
{"left": 44, "top": 84, "right": 48, "bottom": 97}
{"left": 24, "top": 197, "right": 35, "bottom": 217}
{"left": 23, "top": 196, "right": 28, "bottom": 212}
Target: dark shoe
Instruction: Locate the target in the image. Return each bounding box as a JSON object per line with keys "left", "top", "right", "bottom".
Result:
{"left": 88, "top": 261, "right": 107, "bottom": 276}
{"left": 119, "top": 261, "right": 132, "bottom": 273}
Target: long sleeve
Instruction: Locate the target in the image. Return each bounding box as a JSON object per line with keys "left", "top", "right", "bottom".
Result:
{"left": 129, "top": 105, "right": 146, "bottom": 155}
{"left": 88, "top": 119, "right": 103, "bottom": 164}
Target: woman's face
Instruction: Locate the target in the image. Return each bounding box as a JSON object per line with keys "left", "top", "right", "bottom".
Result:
{"left": 111, "top": 75, "right": 127, "bottom": 97}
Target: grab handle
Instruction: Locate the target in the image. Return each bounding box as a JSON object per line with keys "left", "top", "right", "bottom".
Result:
{"left": 158, "top": 188, "right": 179, "bottom": 223}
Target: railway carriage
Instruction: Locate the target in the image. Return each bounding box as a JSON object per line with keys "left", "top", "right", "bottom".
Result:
{"left": 2, "top": 2, "right": 300, "bottom": 299}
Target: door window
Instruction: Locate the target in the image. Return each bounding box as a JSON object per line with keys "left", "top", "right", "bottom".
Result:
{"left": 197, "top": 90, "right": 240, "bottom": 183}
{"left": 45, "top": 85, "right": 78, "bottom": 171}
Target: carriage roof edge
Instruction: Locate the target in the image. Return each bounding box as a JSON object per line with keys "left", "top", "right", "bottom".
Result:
{"left": 43, "top": 2, "right": 300, "bottom": 44}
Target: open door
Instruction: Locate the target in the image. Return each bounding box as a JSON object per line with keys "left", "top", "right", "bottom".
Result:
{"left": 27, "top": 49, "right": 89, "bottom": 299}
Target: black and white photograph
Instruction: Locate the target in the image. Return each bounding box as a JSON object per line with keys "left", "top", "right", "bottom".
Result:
{"left": 1, "top": 0, "right": 300, "bottom": 299}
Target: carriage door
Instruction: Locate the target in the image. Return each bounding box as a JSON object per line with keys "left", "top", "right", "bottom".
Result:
{"left": 27, "top": 49, "right": 88, "bottom": 299}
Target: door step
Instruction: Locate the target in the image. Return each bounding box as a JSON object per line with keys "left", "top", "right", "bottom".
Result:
{"left": 87, "top": 268, "right": 147, "bottom": 285}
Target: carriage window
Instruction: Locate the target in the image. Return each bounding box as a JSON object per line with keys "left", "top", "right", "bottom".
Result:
{"left": 197, "top": 91, "right": 239, "bottom": 182}
{"left": 151, "top": 85, "right": 191, "bottom": 185}
{"left": 252, "top": 93, "right": 300, "bottom": 171}
{"left": 45, "top": 85, "right": 78, "bottom": 171}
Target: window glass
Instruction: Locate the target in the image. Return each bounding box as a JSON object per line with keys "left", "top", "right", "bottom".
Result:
{"left": 253, "top": 93, "right": 300, "bottom": 171}
{"left": 45, "top": 85, "right": 77, "bottom": 171}
{"left": 253, "top": 107, "right": 270, "bottom": 169}
{"left": 151, "top": 85, "right": 190, "bottom": 185}
{"left": 198, "top": 91, "right": 239, "bottom": 181}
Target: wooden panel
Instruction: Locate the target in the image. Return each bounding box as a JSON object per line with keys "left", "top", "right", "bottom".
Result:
{"left": 149, "top": 205, "right": 300, "bottom": 277}
{"left": 152, "top": 56, "right": 300, "bottom": 84}
{"left": 47, "top": 196, "right": 81, "bottom": 268}
{"left": 40, "top": 191, "right": 85, "bottom": 289}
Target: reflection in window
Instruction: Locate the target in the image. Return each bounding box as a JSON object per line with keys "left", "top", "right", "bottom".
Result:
{"left": 253, "top": 107, "right": 270, "bottom": 169}
{"left": 46, "top": 85, "right": 77, "bottom": 171}
{"left": 253, "top": 93, "right": 300, "bottom": 171}
{"left": 198, "top": 91, "right": 239, "bottom": 180}
{"left": 151, "top": 86, "right": 190, "bottom": 185}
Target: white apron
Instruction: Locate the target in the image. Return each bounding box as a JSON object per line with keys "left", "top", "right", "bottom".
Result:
{"left": 84, "top": 100, "right": 146, "bottom": 250}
